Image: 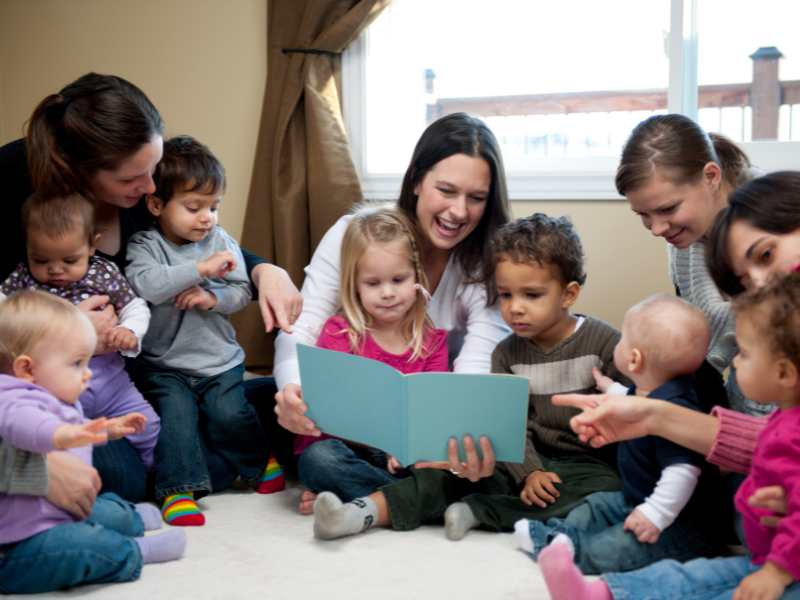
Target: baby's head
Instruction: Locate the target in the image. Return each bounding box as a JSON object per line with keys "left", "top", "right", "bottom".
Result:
{"left": 489, "top": 213, "right": 585, "bottom": 344}
{"left": 339, "top": 203, "right": 431, "bottom": 358}
{"left": 732, "top": 271, "right": 800, "bottom": 409}
{"left": 0, "top": 290, "right": 95, "bottom": 404}
{"left": 615, "top": 294, "right": 709, "bottom": 388}
{"left": 22, "top": 192, "right": 96, "bottom": 288}
{"left": 147, "top": 135, "right": 225, "bottom": 245}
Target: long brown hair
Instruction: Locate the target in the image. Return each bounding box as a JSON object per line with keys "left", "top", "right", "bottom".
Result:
{"left": 615, "top": 114, "right": 750, "bottom": 196}
{"left": 396, "top": 113, "right": 510, "bottom": 281}
{"left": 26, "top": 73, "right": 163, "bottom": 198}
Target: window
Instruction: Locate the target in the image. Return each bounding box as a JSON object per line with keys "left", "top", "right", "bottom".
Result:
{"left": 343, "top": 0, "right": 800, "bottom": 200}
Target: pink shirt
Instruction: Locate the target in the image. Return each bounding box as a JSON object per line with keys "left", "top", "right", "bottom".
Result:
{"left": 294, "top": 314, "right": 449, "bottom": 455}
{"left": 734, "top": 406, "right": 800, "bottom": 580}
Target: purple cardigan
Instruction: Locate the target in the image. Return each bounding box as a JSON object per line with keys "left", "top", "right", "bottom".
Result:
{"left": 0, "top": 375, "right": 91, "bottom": 544}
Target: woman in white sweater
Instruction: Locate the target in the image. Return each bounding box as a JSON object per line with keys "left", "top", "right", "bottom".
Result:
{"left": 615, "top": 113, "right": 769, "bottom": 416}
{"left": 274, "top": 113, "right": 512, "bottom": 510}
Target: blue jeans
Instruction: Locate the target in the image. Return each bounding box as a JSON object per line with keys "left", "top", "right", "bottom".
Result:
{"left": 298, "top": 438, "right": 405, "bottom": 501}
{"left": 604, "top": 555, "right": 800, "bottom": 600}
{"left": 93, "top": 438, "right": 149, "bottom": 502}
{"left": 134, "top": 363, "right": 268, "bottom": 500}
{"left": 0, "top": 493, "right": 143, "bottom": 593}
{"left": 525, "top": 491, "right": 721, "bottom": 574}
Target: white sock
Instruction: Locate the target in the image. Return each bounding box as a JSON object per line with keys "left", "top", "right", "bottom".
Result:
{"left": 135, "top": 503, "right": 163, "bottom": 531}
{"left": 444, "top": 502, "right": 479, "bottom": 541}
{"left": 513, "top": 518, "right": 535, "bottom": 553}
{"left": 313, "top": 492, "right": 378, "bottom": 540}
{"left": 135, "top": 529, "right": 187, "bottom": 564}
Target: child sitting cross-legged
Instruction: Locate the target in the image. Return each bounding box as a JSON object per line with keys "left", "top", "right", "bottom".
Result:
{"left": 126, "top": 135, "right": 281, "bottom": 527}
{"left": 0, "top": 291, "right": 185, "bottom": 594}
{"left": 514, "top": 294, "right": 723, "bottom": 574}
{"left": 312, "top": 213, "right": 625, "bottom": 540}
{"left": 539, "top": 273, "right": 800, "bottom": 600}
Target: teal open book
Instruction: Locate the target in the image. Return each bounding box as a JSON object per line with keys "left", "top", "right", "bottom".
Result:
{"left": 297, "top": 344, "right": 530, "bottom": 465}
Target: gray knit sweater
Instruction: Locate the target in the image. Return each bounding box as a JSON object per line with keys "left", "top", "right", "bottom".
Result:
{"left": 492, "top": 316, "right": 623, "bottom": 485}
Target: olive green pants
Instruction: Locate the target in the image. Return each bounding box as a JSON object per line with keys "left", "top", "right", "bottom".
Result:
{"left": 382, "top": 454, "right": 621, "bottom": 532}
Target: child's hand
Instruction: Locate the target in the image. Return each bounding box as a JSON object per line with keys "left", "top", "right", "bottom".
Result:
{"left": 105, "top": 326, "right": 138, "bottom": 352}
{"left": 592, "top": 367, "right": 615, "bottom": 393}
{"left": 53, "top": 417, "right": 109, "bottom": 449}
{"left": 387, "top": 455, "right": 402, "bottom": 474}
{"left": 198, "top": 251, "right": 236, "bottom": 278}
{"left": 105, "top": 413, "right": 147, "bottom": 440}
{"left": 623, "top": 508, "right": 661, "bottom": 543}
{"left": 734, "top": 562, "right": 793, "bottom": 600}
{"left": 748, "top": 485, "right": 787, "bottom": 527}
{"left": 520, "top": 470, "right": 562, "bottom": 507}
{"left": 174, "top": 286, "right": 218, "bottom": 311}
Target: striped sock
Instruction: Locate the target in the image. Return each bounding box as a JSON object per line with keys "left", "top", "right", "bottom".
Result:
{"left": 256, "top": 454, "right": 285, "bottom": 494}
{"left": 161, "top": 493, "right": 205, "bottom": 526}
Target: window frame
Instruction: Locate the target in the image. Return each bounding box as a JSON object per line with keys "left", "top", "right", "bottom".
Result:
{"left": 343, "top": 0, "right": 800, "bottom": 201}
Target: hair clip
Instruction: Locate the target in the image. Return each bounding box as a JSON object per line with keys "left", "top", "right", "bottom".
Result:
{"left": 414, "top": 283, "right": 432, "bottom": 304}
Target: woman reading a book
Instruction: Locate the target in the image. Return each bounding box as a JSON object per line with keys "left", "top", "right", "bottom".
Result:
{"left": 273, "top": 113, "right": 512, "bottom": 513}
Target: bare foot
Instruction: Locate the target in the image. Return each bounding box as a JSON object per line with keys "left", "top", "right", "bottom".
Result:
{"left": 298, "top": 490, "right": 317, "bottom": 515}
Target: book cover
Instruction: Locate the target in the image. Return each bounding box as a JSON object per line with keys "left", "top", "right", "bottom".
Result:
{"left": 297, "top": 344, "right": 529, "bottom": 464}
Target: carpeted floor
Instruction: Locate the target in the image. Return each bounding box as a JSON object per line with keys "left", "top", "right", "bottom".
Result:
{"left": 14, "top": 485, "right": 550, "bottom": 599}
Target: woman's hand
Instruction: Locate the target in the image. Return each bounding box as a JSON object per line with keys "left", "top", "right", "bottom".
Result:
{"left": 274, "top": 383, "right": 320, "bottom": 436}
{"left": 415, "top": 435, "right": 496, "bottom": 482}
{"left": 551, "top": 393, "right": 656, "bottom": 447}
{"left": 749, "top": 486, "right": 787, "bottom": 527}
{"left": 251, "top": 263, "right": 303, "bottom": 333}
{"left": 387, "top": 455, "right": 402, "bottom": 474}
{"left": 77, "top": 295, "right": 118, "bottom": 354}
{"left": 45, "top": 451, "right": 101, "bottom": 519}
{"left": 520, "top": 470, "right": 562, "bottom": 507}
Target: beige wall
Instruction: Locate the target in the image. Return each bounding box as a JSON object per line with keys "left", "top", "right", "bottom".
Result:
{"left": 0, "top": 2, "right": 672, "bottom": 326}
{"left": 511, "top": 201, "right": 673, "bottom": 328}
{"left": 0, "top": 0, "right": 266, "bottom": 239}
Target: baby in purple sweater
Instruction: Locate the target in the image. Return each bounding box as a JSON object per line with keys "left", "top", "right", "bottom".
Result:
{"left": 0, "top": 290, "right": 185, "bottom": 593}
{"left": 0, "top": 192, "right": 159, "bottom": 471}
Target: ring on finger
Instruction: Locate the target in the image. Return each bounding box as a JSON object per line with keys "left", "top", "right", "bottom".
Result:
{"left": 449, "top": 467, "right": 461, "bottom": 476}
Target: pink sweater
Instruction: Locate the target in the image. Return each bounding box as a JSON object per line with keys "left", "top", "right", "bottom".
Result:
{"left": 705, "top": 406, "right": 766, "bottom": 473}
{"left": 733, "top": 407, "right": 800, "bottom": 580}
{"left": 294, "top": 314, "right": 449, "bottom": 455}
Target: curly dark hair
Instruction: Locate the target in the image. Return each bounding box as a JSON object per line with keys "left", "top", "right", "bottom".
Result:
{"left": 487, "top": 213, "right": 586, "bottom": 299}
{"left": 733, "top": 271, "right": 800, "bottom": 371}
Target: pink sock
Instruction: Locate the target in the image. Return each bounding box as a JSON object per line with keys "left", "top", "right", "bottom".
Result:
{"left": 538, "top": 541, "right": 612, "bottom": 600}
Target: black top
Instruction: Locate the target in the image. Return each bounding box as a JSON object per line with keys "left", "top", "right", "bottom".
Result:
{"left": 618, "top": 375, "right": 710, "bottom": 507}
{"left": 0, "top": 138, "right": 265, "bottom": 284}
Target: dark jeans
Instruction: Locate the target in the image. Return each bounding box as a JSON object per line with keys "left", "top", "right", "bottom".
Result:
{"left": 93, "top": 438, "right": 149, "bottom": 502}
{"left": 134, "top": 363, "right": 268, "bottom": 500}
{"left": 297, "top": 438, "right": 406, "bottom": 501}
{"left": 242, "top": 376, "right": 295, "bottom": 473}
{"left": 382, "top": 454, "right": 620, "bottom": 531}
{"left": 524, "top": 490, "right": 722, "bottom": 574}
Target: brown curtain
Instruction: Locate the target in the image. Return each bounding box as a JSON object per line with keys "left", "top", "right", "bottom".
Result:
{"left": 234, "top": 0, "right": 391, "bottom": 371}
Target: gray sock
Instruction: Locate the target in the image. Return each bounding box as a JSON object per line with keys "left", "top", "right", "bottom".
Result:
{"left": 135, "top": 529, "right": 187, "bottom": 564}
{"left": 444, "top": 502, "right": 479, "bottom": 541}
{"left": 135, "top": 503, "right": 163, "bottom": 532}
{"left": 313, "top": 492, "right": 378, "bottom": 540}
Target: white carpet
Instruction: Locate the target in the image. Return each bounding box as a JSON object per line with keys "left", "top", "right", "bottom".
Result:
{"left": 14, "top": 486, "right": 550, "bottom": 599}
